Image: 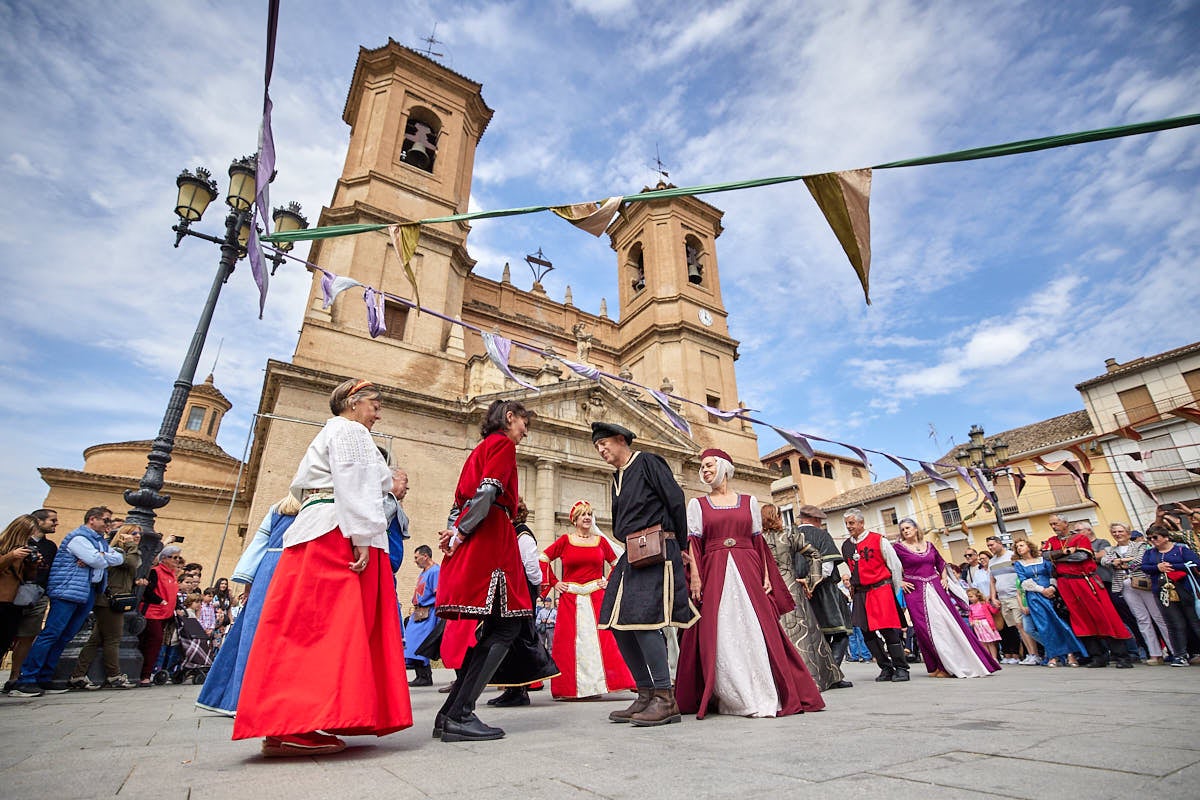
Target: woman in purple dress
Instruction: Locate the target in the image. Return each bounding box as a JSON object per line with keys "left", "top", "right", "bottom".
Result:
{"left": 894, "top": 519, "right": 999, "bottom": 679}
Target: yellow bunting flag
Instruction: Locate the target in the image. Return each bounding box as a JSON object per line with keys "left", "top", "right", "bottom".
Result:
{"left": 387, "top": 223, "right": 422, "bottom": 313}
{"left": 802, "top": 168, "right": 873, "bottom": 305}
{"left": 551, "top": 196, "right": 624, "bottom": 237}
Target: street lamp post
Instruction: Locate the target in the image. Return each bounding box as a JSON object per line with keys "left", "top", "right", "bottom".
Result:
{"left": 956, "top": 424, "right": 1013, "bottom": 546}
{"left": 123, "top": 157, "right": 307, "bottom": 568}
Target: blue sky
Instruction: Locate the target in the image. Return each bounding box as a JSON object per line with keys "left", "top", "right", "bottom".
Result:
{"left": 1, "top": 0, "right": 1198, "bottom": 525}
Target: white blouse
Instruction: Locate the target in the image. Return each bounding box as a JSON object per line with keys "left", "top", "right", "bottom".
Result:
{"left": 283, "top": 416, "right": 393, "bottom": 550}
{"left": 686, "top": 494, "right": 763, "bottom": 538}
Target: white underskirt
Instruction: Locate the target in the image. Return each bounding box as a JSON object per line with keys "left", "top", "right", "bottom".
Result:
{"left": 713, "top": 558, "right": 781, "bottom": 716}
{"left": 924, "top": 583, "right": 990, "bottom": 678}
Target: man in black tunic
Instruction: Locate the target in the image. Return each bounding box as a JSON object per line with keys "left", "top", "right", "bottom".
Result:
{"left": 795, "top": 505, "right": 854, "bottom": 671}
{"left": 593, "top": 422, "right": 698, "bottom": 727}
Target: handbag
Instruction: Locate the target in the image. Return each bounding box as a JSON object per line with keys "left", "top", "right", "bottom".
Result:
{"left": 1129, "top": 573, "right": 1153, "bottom": 592}
{"left": 410, "top": 604, "right": 431, "bottom": 622}
{"left": 626, "top": 525, "right": 667, "bottom": 568}
{"left": 13, "top": 582, "right": 44, "bottom": 607}
{"left": 107, "top": 593, "right": 139, "bottom": 613}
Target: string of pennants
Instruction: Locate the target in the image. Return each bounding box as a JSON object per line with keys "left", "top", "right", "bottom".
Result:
{"left": 242, "top": 4, "right": 1198, "bottom": 510}
{"left": 287, "top": 248, "right": 1200, "bottom": 509}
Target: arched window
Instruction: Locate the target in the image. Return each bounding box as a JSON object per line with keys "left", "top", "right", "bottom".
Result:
{"left": 629, "top": 243, "right": 645, "bottom": 292}
{"left": 798, "top": 459, "right": 811, "bottom": 475}
{"left": 778, "top": 459, "right": 792, "bottom": 477}
{"left": 851, "top": 467, "right": 863, "bottom": 478}
{"left": 823, "top": 462, "right": 834, "bottom": 479}
{"left": 400, "top": 108, "right": 441, "bottom": 172}
{"left": 684, "top": 235, "right": 704, "bottom": 285}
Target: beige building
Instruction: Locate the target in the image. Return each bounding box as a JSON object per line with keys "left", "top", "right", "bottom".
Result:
{"left": 760, "top": 444, "right": 870, "bottom": 527}
{"left": 39, "top": 375, "right": 250, "bottom": 572}
{"left": 239, "top": 41, "right": 773, "bottom": 602}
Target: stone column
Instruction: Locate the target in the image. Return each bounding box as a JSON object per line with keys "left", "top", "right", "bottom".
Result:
{"left": 534, "top": 458, "right": 557, "bottom": 544}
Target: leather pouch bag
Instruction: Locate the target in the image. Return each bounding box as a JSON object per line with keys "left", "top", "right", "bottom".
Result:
{"left": 627, "top": 526, "right": 666, "bottom": 568}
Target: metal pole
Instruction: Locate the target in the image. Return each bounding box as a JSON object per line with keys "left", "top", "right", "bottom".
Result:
{"left": 125, "top": 207, "right": 245, "bottom": 572}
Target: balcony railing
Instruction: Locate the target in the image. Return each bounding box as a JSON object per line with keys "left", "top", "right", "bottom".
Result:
{"left": 1113, "top": 390, "right": 1200, "bottom": 429}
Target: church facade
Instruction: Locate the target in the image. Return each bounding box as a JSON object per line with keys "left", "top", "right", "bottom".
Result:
{"left": 239, "top": 40, "right": 773, "bottom": 598}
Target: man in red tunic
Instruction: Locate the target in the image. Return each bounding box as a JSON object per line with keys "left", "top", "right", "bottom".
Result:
{"left": 1041, "top": 516, "right": 1133, "bottom": 668}
{"left": 839, "top": 509, "right": 910, "bottom": 682}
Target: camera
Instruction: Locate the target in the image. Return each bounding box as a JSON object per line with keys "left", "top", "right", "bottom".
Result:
{"left": 25, "top": 538, "right": 42, "bottom": 563}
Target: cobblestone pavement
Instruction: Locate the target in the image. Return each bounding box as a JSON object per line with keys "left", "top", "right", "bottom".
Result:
{"left": 2, "top": 660, "right": 1197, "bottom": 799}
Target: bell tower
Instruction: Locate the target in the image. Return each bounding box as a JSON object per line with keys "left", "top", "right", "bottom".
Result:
{"left": 292, "top": 39, "right": 493, "bottom": 396}
{"left": 608, "top": 185, "right": 759, "bottom": 462}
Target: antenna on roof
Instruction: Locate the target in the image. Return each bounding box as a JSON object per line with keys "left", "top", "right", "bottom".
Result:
{"left": 418, "top": 24, "right": 445, "bottom": 60}
{"left": 651, "top": 143, "right": 670, "bottom": 182}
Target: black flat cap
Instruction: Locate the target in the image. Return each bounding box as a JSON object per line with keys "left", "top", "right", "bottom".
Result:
{"left": 591, "top": 421, "right": 636, "bottom": 444}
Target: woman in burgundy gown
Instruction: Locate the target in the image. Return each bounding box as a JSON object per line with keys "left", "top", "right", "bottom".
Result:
{"left": 675, "top": 449, "right": 824, "bottom": 718}
{"left": 894, "top": 519, "right": 999, "bottom": 678}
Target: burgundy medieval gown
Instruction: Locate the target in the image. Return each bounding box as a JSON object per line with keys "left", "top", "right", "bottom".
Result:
{"left": 894, "top": 541, "right": 999, "bottom": 678}
{"left": 675, "top": 495, "right": 825, "bottom": 718}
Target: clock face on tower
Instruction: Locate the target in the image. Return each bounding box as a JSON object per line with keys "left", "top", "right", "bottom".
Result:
{"left": 698, "top": 308, "right": 714, "bottom": 326}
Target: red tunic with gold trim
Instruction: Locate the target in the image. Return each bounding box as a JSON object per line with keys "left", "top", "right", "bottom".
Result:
{"left": 436, "top": 432, "right": 532, "bottom": 619}
{"left": 1041, "top": 533, "right": 1129, "bottom": 638}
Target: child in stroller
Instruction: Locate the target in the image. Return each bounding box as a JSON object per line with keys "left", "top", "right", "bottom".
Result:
{"left": 172, "top": 593, "right": 214, "bottom": 685}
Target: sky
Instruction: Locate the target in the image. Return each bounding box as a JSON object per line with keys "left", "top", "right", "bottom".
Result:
{"left": 1, "top": 0, "right": 1198, "bottom": 526}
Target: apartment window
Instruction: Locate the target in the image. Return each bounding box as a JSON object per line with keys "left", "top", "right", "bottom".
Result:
{"left": 1117, "top": 384, "right": 1159, "bottom": 425}
{"left": 1047, "top": 474, "right": 1081, "bottom": 506}
{"left": 881, "top": 507, "right": 899, "bottom": 536}
{"left": 780, "top": 507, "right": 795, "bottom": 528}
{"left": 1184, "top": 368, "right": 1200, "bottom": 402}
{"left": 185, "top": 407, "right": 205, "bottom": 431}
{"left": 937, "top": 487, "right": 961, "bottom": 526}
{"left": 992, "top": 475, "right": 1019, "bottom": 515}
{"left": 383, "top": 301, "right": 408, "bottom": 341}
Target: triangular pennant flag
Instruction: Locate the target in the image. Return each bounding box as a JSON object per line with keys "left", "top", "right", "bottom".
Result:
{"left": 1114, "top": 424, "right": 1143, "bottom": 441}
{"left": 364, "top": 287, "right": 386, "bottom": 338}
{"left": 247, "top": 225, "right": 269, "bottom": 319}
{"left": 1125, "top": 471, "right": 1160, "bottom": 505}
{"left": 1035, "top": 456, "right": 1066, "bottom": 472}
{"left": 1062, "top": 460, "right": 1095, "bottom": 504}
{"left": 320, "top": 271, "right": 363, "bottom": 309}
{"left": 955, "top": 466, "right": 980, "bottom": 501}
{"left": 802, "top": 168, "right": 872, "bottom": 304}
{"left": 247, "top": 2, "right": 280, "bottom": 318}
{"left": 387, "top": 223, "right": 422, "bottom": 313}
{"left": 649, "top": 389, "right": 692, "bottom": 437}
{"left": 1013, "top": 468, "right": 1027, "bottom": 498}
{"left": 481, "top": 332, "right": 540, "bottom": 392}
{"left": 1168, "top": 406, "right": 1200, "bottom": 424}
{"left": 807, "top": 434, "right": 872, "bottom": 471}
{"left": 1066, "top": 444, "right": 1093, "bottom": 474}
{"left": 881, "top": 452, "right": 914, "bottom": 487}
{"left": 551, "top": 196, "right": 624, "bottom": 237}
{"left": 970, "top": 468, "right": 992, "bottom": 501}
{"left": 920, "top": 461, "right": 954, "bottom": 490}
{"left": 772, "top": 427, "right": 816, "bottom": 460}
{"left": 704, "top": 405, "right": 745, "bottom": 420}
{"left": 560, "top": 357, "right": 601, "bottom": 380}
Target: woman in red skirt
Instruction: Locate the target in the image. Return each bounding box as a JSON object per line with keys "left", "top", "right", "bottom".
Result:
{"left": 233, "top": 378, "right": 412, "bottom": 756}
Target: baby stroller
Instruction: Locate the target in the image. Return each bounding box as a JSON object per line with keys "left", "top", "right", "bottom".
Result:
{"left": 172, "top": 616, "right": 214, "bottom": 685}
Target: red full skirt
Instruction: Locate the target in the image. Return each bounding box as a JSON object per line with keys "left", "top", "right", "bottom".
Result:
{"left": 1058, "top": 575, "right": 1130, "bottom": 639}
{"left": 550, "top": 590, "right": 634, "bottom": 698}
{"left": 232, "top": 529, "right": 412, "bottom": 740}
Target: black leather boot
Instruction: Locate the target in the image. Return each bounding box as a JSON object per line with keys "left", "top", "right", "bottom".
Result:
{"left": 409, "top": 663, "right": 433, "bottom": 686}
{"left": 487, "top": 687, "right": 530, "bottom": 707}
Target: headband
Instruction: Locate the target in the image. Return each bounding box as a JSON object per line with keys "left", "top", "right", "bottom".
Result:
{"left": 569, "top": 500, "right": 593, "bottom": 523}
{"left": 348, "top": 379, "right": 374, "bottom": 396}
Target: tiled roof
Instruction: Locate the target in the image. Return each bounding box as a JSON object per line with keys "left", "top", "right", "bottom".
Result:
{"left": 821, "top": 475, "right": 910, "bottom": 512}
{"left": 761, "top": 442, "right": 865, "bottom": 465}
{"left": 1075, "top": 340, "right": 1200, "bottom": 389}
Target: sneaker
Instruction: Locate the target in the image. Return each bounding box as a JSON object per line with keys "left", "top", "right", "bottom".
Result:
{"left": 1019, "top": 655, "right": 1041, "bottom": 666}
{"left": 68, "top": 676, "right": 100, "bottom": 691}
{"left": 1, "top": 680, "right": 14, "bottom": 694}
{"left": 9, "top": 683, "right": 45, "bottom": 698}
{"left": 39, "top": 681, "right": 69, "bottom": 694}
{"left": 1001, "top": 657, "right": 1020, "bottom": 665}
{"left": 1168, "top": 657, "right": 1189, "bottom": 667}
{"left": 104, "top": 674, "right": 137, "bottom": 689}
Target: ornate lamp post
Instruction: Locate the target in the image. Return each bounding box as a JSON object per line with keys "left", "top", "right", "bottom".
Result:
{"left": 123, "top": 157, "right": 307, "bottom": 567}
{"left": 955, "top": 424, "right": 1013, "bottom": 545}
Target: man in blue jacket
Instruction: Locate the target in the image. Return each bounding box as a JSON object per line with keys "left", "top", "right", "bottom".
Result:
{"left": 10, "top": 506, "right": 125, "bottom": 697}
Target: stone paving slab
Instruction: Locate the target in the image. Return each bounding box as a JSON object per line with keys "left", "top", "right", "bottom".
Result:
{"left": 2, "top": 660, "right": 1198, "bottom": 799}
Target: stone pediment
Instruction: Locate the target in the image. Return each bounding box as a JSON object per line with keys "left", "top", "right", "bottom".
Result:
{"left": 468, "top": 378, "right": 698, "bottom": 461}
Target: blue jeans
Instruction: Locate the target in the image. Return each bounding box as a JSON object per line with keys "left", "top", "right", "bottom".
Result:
{"left": 18, "top": 591, "right": 95, "bottom": 684}
{"left": 848, "top": 627, "right": 872, "bottom": 661}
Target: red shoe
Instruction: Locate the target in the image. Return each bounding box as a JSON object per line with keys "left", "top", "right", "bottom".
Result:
{"left": 261, "top": 732, "right": 346, "bottom": 757}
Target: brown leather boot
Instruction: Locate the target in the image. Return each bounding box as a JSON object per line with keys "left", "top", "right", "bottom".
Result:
{"left": 608, "top": 688, "right": 653, "bottom": 723}
{"left": 629, "top": 688, "right": 681, "bottom": 727}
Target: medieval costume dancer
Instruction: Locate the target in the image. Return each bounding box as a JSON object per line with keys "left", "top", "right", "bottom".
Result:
{"left": 676, "top": 452, "right": 825, "bottom": 718}
{"left": 433, "top": 400, "right": 536, "bottom": 742}
{"left": 894, "top": 519, "right": 999, "bottom": 678}
{"left": 1043, "top": 519, "right": 1133, "bottom": 668}
{"left": 404, "top": 545, "right": 440, "bottom": 687}
{"left": 594, "top": 422, "right": 698, "bottom": 727}
{"left": 539, "top": 500, "right": 635, "bottom": 700}
{"left": 840, "top": 508, "right": 911, "bottom": 683}
{"left": 761, "top": 503, "right": 849, "bottom": 690}
{"left": 794, "top": 505, "right": 854, "bottom": 666}
{"left": 233, "top": 379, "right": 412, "bottom": 756}
{"left": 485, "top": 498, "right": 559, "bottom": 706}
{"left": 195, "top": 494, "right": 299, "bottom": 716}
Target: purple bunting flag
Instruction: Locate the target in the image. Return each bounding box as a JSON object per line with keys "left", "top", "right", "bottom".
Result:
{"left": 772, "top": 427, "right": 816, "bottom": 460}
{"left": 364, "top": 287, "right": 386, "bottom": 338}
{"left": 482, "top": 332, "right": 540, "bottom": 392}
{"left": 649, "top": 389, "right": 692, "bottom": 437}
{"left": 920, "top": 461, "right": 954, "bottom": 491}
{"left": 249, "top": 0, "right": 281, "bottom": 318}
{"left": 880, "top": 452, "right": 914, "bottom": 486}
{"left": 320, "top": 270, "right": 362, "bottom": 308}
{"left": 955, "top": 466, "right": 980, "bottom": 501}
{"left": 560, "top": 358, "right": 601, "bottom": 380}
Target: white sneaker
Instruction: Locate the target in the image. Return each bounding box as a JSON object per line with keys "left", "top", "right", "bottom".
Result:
{"left": 1000, "top": 657, "right": 1018, "bottom": 665}
{"left": 1020, "top": 655, "right": 1041, "bottom": 666}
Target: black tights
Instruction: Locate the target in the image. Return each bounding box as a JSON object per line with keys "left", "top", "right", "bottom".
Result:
{"left": 612, "top": 628, "right": 672, "bottom": 689}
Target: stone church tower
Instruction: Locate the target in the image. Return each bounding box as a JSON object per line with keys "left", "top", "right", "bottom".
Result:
{"left": 241, "top": 40, "right": 772, "bottom": 597}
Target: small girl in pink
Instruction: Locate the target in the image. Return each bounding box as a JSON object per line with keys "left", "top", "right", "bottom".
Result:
{"left": 966, "top": 588, "right": 1001, "bottom": 660}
